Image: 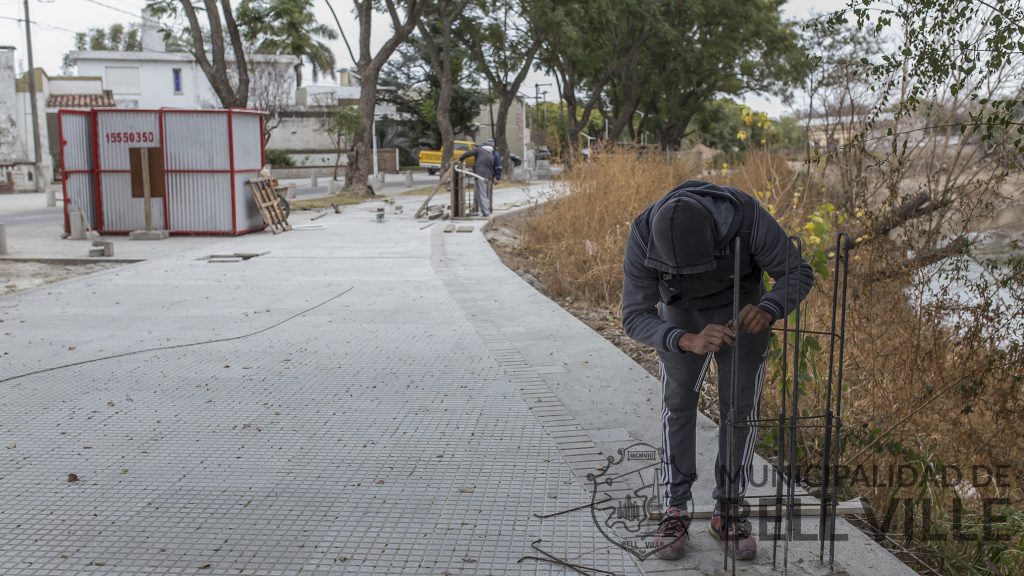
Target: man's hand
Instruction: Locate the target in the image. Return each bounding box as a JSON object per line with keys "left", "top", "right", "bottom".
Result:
{"left": 739, "top": 304, "right": 773, "bottom": 333}
{"left": 678, "top": 324, "right": 736, "bottom": 354}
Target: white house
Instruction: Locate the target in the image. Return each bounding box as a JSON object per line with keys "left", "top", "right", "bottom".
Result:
{"left": 67, "top": 12, "right": 298, "bottom": 110}
{"left": 69, "top": 50, "right": 298, "bottom": 110}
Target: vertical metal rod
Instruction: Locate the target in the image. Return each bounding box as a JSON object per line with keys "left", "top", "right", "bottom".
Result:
{"left": 772, "top": 234, "right": 792, "bottom": 569}
{"left": 728, "top": 235, "right": 741, "bottom": 575}
{"left": 819, "top": 233, "right": 843, "bottom": 561}
{"left": 784, "top": 235, "right": 803, "bottom": 574}
{"left": 829, "top": 233, "right": 851, "bottom": 568}
{"left": 141, "top": 148, "right": 153, "bottom": 232}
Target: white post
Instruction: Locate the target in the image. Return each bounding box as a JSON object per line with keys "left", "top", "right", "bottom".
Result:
{"left": 521, "top": 99, "right": 527, "bottom": 178}
{"left": 371, "top": 116, "right": 379, "bottom": 180}
{"left": 141, "top": 148, "right": 153, "bottom": 232}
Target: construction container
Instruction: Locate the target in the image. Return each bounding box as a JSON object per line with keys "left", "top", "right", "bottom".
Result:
{"left": 57, "top": 108, "right": 266, "bottom": 235}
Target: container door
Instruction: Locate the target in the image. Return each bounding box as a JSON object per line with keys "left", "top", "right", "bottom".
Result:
{"left": 58, "top": 110, "right": 97, "bottom": 234}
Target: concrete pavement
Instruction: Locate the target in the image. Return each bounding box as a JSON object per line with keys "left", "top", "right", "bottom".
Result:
{"left": 0, "top": 183, "right": 914, "bottom": 575}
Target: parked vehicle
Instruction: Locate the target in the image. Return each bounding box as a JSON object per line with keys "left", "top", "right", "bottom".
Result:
{"left": 418, "top": 140, "right": 476, "bottom": 175}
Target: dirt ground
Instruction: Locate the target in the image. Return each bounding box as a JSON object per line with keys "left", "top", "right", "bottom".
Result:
{"left": 0, "top": 261, "right": 125, "bottom": 296}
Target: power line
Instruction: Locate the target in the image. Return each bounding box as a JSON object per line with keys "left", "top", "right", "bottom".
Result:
{"left": 80, "top": 0, "right": 160, "bottom": 24}
{"left": 0, "top": 14, "right": 77, "bottom": 34}
{"left": 80, "top": 0, "right": 139, "bottom": 18}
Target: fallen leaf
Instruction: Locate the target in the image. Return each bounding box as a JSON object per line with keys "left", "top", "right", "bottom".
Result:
{"left": 68, "top": 346, "right": 76, "bottom": 351}
{"left": 457, "top": 486, "right": 475, "bottom": 493}
{"left": 242, "top": 423, "right": 252, "bottom": 429}
{"left": 67, "top": 474, "right": 79, "bottom": 482}
{"left": 107, "top": 401, "right": 114, "bottom": 407}
{"left": 83, "top": 445, "right": 93, "bottom": 449}
{"left": 199, "top": 561, "right": 211, "bottom": 569}
{"left": 5, "top": 443, "right": 14, "bottom": 449}
{"left": 373, "top": 479, "right": 385, "bottom": 485}
{"left": 462, "top": 557, "right": 477, "bottom": 563}
{"left": 120, "top": 468, "right": 128, "bottom": 475}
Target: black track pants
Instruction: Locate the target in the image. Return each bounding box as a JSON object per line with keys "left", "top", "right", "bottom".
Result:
{"left": 656, "top": 294, "right": 771, "bottom": 509}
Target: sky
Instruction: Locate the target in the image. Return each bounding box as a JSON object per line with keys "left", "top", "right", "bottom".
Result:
{"left": 1, "top": 0, "right": 847, "bottom": 117}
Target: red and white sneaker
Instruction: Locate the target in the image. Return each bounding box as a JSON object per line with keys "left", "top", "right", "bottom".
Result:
{"left": 652, "top": 506, "right": 691, "bottom": 560}
{"left": 709, "top": 511, "right": 757, "bottom": 560}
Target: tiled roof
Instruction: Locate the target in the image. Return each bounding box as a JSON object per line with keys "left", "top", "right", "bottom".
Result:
{"left": 47, "top": 91, "right": 116, "bottom": 108}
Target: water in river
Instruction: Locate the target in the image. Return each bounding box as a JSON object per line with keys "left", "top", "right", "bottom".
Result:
{"left": 920, "top": 214, "right": 1024, "bottom": 346}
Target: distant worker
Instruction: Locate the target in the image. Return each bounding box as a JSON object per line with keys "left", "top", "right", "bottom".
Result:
{"left": 620, "top": 180, "right": 813, "bottom": 561}
{"left": 458, "top": 139, "right": 501, "bottom": 217}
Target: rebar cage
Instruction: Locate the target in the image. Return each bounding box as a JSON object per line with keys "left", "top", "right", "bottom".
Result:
{"left": 719, "top": 232, "right": 852, "bottom": 575}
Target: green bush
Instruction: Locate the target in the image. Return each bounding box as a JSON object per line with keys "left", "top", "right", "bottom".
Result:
{"left": 265, "top": 149, "right": 294, "bottom": 167}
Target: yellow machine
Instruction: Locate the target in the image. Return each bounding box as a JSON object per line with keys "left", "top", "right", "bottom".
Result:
{"left": 418, "top": 140, "right": 476, "bottom": 175}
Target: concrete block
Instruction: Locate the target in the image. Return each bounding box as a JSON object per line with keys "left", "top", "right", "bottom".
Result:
{"left": 88, "top": 247, "right": 105, "bottom": 257}
{"left": 68, "top": 211, "right": 86, "bottom": 240}
{"left": 92, "top": 239, "right": 114, "bottom": 257}
{"left": 129, "top": 230, "right": 170, "bottom": 241}
{"left": 404, "top": 171, "right": 413, "bottom": 187}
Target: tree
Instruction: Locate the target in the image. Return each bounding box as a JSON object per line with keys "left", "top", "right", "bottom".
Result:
{"left": 535, "top": 0, "right": 648, "bottom": 162}
{"left": 636, "top": 0, "right": 809, "bottom": 149}
{"left": 237, "top": 0, "right": 337, "bottom": 88}
{"left": 248, "top": 60, "right": 295, "bottom": 146}
{"left": 417, "top": 0, "right": 472, "bottom": 173}
{"left": 829, "top": 0, "right": 1024, "bottom": 149}
{"left": 63, "top": 23, "right": 142, "bottom": 73}
{"left": 320, "top": 106, "right": 360, "bottom": 180}
{"left": 78, "top": 23, "right": 142, "bottom": 51}
{"left": 814, "top": 3, "right": 1024, "bottom": 260}
{"left": 460, "top": 0, "right": 540, "bottom": 169}
{"left": 147, "top": 0, "right": 251, "bottom": 108}
{"left": 380, "top": 33, "right": 485, "bottom": 153}
{"left": 346, "top": 0, "right": 423, "bottom": 193}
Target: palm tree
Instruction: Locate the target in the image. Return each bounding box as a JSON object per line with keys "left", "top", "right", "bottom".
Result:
{"left": 238, "top": 0, "right": 338, "bottom": 88}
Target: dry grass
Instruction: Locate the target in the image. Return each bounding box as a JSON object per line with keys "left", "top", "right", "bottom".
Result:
{"left": 502, "top": 149, "right": 1024, "bottom": 575}
{"left": 291, "top": 191, "right": 370, "bottom": 210}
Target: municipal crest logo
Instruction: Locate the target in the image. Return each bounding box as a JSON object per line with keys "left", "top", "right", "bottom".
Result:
{"left": 587, "top": 442, "right": 670, "bottom": 560}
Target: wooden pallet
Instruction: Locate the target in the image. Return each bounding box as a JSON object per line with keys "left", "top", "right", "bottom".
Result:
{"left": 248, "top": 177, "right": 292, "bottom": 234}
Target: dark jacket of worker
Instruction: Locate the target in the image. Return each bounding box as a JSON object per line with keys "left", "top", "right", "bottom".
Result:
{"left": 621, "top": 180, "right": 814, "bottom": 355}
{"left": 459, "top": 143, "right": 500, "bottom": 181}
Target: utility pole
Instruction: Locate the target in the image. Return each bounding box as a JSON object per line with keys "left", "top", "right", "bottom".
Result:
{"left": 22, "top": 0, "right": 51, "bottom": 205}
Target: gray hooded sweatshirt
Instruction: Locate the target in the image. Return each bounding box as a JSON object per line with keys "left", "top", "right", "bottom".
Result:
{"left": 621, "top": 180, "right": 814, "bottom": 355}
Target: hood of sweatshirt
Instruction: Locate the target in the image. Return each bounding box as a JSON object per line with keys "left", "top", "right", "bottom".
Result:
{"left": 643, "top": 180, "right": 743, "bottom": 275}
